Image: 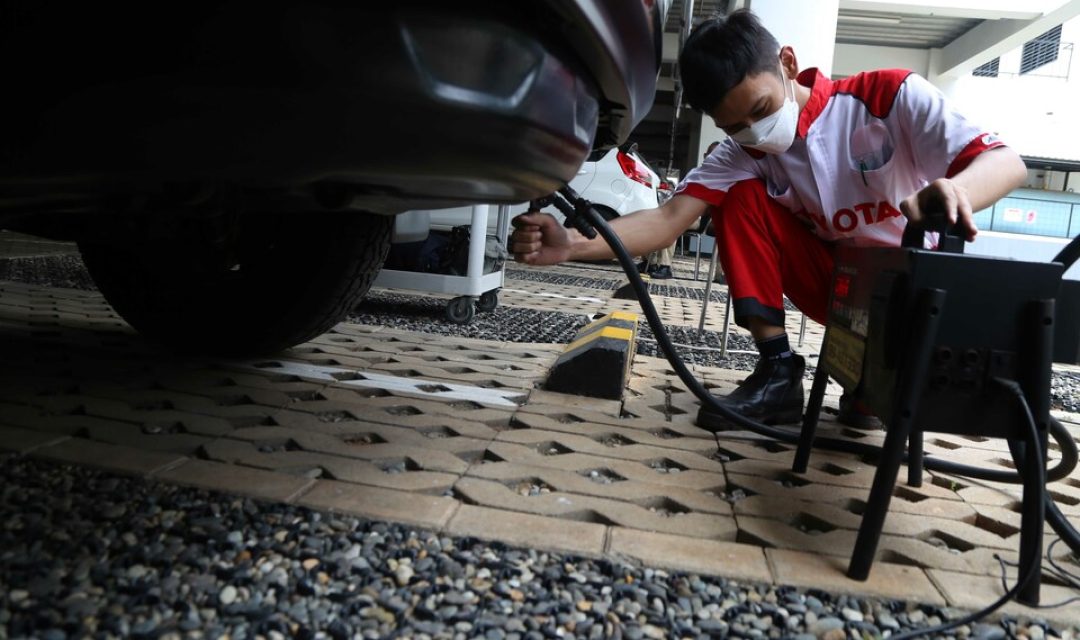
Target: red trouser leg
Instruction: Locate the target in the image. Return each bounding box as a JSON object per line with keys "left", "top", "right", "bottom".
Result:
{"left": 712, "top": 179, "right": 834, "bottom": 328}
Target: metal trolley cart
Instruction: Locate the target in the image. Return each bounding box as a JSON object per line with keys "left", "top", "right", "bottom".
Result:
{"left": 373, "top": 204, "right": 512, "bottom": 324}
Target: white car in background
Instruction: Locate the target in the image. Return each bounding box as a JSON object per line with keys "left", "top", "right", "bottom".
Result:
{"left": 423, "top": 142, "right": 660, "bottom": 232}
{"left": 558, "top": 142, "right": 661, "bottom": 222}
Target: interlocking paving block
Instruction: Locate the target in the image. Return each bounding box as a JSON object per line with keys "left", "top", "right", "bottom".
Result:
{"left": 482, "top": 442, "right": 726, "bottom": 487}
{"left": 734, "top": 494, "right": 1012, "bottom": 548}
{"left": 201, "top": 439, "right": 458, "bottom": 494}
{"left": 454, "top": 477, "right": 738, "bottom": 540}
{"left": 545, "top": 311, "right": 638, "bottom": 400}
{"left": 32, "top": 437, "right": 186, "bottom": 476}
{"left": 608, "top": 527, "right": 771, "bottom": 584}
{"left": 282, "top": 389, "right": 513, "bottom": 431}
{"left": 767, "top": 549, "right": 946, "bottom": 606}
{"left": 281, "top": 404, "right": 504, "bottom": 442}
{"left": 507, "top": 412, "right": 715, "bottom": 455}
{"left": 928, "top": 569, "right": 1080, "bottom": 627}
{"left": 525, "top": 389, "right": 623, "bottom": 418}
{"left": 256, "top": 412, "right": 498, "bottom": 453}
{"left": 445, "top": 504, "right": 607, "bottom": 556}
{"left": 229, "top": 359, "right": 529, "bottom": 408}
{"left": 723, "top": 472, "right": 976, "bottom": 520}
{"left": 220, "top": 425, "right": 472, "bottom": 474}
{"left": 220, "top": 420, "right": 490, "bottom": 472}
{"left": 154, "top": 459, "right": 316, "bottom": 503}
{"left": 297, "top": 479, "right": 459, "bottom": 530}
{"left": 0, "top": 424, "right": 69, "bottom": 453}
{"left": 515, "top": 399, "right": 712, "bottom": 438}
{"left": 494, "top": 429, "right": 725, "bottom": 473}
{"left": 465, "top": 461, "right": 732, "bottom": 515}
{"left": 741, "top": 515, "right": 1027, "bottom": 576}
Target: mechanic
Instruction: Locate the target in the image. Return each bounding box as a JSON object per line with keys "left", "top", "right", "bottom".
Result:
{"left": 509, "top": 9, "right": 1028, "bottom": 431}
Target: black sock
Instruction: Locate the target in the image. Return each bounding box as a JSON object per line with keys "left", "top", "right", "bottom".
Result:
{"left": 756, "top": 334, "right": 793, "bottom": 361}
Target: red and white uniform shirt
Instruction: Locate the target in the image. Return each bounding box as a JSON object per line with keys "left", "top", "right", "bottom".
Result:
{"left": 675, "top": 68, "right": 1006, "bottom": 247}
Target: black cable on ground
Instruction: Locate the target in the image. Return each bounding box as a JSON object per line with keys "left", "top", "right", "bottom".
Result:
{"left": 578, "top": 203, "right": 1080, "bottom": 558}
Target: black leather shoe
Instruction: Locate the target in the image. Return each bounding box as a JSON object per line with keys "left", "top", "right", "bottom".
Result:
{"left": 650, "top": 265, "right": 673, "bottom": 279}
{"left": 696, "top": 354, "right": 805, "bottom": 432}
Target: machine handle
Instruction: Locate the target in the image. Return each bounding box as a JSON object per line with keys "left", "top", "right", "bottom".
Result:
{"left": 900, "top": 211, "right": 966, "bottom": 253}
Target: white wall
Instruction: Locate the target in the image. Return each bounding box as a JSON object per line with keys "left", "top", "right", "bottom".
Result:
{"left": 833, "top": 43, "right": 931, "bottom": 77}
{"left": 747, "top": 0, "right": 840, "bottom": 77}
{"left": 937, "top": 17, "right": 1080, "bottom": 161}
{"left": 831, "top": 15, "right": 1080, "bottom": 161}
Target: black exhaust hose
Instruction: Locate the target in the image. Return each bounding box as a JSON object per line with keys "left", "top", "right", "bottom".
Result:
{"left": 577, "top": 201, "right": 1080, "bottom": 555}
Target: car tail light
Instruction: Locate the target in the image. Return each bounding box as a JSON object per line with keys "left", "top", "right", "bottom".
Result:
{"left": 617, "top": 151, "right": 653, "bottom": 187}
{"left": 658, "top": 182, "right": 671, "bottom": 191}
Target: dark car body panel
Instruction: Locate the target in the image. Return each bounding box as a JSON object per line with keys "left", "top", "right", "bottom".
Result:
{"left": 1, "top": 1, "right": 666, "bottom": 217}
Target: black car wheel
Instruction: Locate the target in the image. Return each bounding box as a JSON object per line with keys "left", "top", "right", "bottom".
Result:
{"left": 78, "top": 212, "right": 392, "bottom": 355}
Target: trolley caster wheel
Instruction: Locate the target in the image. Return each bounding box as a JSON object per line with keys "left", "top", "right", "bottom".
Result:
{"left": 477, "top": 290, "right": 499, "bottom": 313}
{"left": 445, "top": 296, "right": 476, "bottom": 324}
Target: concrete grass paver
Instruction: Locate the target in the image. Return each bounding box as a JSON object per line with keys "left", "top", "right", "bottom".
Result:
{"left": 3, "top": 273, "right": 1080, "bottom": 622}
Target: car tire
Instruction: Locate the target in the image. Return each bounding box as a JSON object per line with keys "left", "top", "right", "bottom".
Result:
{"left": 78, "top": 212, "right": 392, "bottom": 355}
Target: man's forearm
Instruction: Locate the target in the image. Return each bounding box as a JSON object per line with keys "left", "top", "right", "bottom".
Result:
{"left": 951, "top": 147, "right": 1027, "bottom": 211}
{"left": 568, "top": 196, "right": 709, "bottom": 261}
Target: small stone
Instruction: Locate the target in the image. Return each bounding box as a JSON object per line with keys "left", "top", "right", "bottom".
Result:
{"left": 907, "top": 609, "right": 926, "bottom": 625}
{"left": 809, "top": 617, "right": 844, "bottom": 637}
{"left": 302, "top": 558, "right": 320, "bottom": 571}
{"left": 971, "top": 623, "right": 1006, "bottom": 640}
{"left": 219, "top": 586, "right": 238, "bottom": 605}
{"left": 822, "top": 630, "right": 846, "bottom": 640}
{"left": 841, "top": 607, "right": 863, "bottom": 623}
{"left": 395, "top": 565, "right": 414, "bottom": 587}
{"left": 577, "top": 600, "right": 593, "bottom": 612}
{"left": 10, "top": 589, "right": 29, "bottom": 604}
{"left": 327, "top": 619, "right": 351, "bottom": 640}
{"left": 877, "top": 612, "right": 899, "bottom": 630}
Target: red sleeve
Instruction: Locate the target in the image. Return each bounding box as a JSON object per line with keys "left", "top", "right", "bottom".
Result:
{"left": 677, "top": 182, "right": 727, "bottom": 207}
{"left": 946, "top": 133, "right": 1007, "bottom": 178}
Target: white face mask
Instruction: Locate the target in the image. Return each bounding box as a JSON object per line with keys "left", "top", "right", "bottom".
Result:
{"left": 729, "top": 65, "right": 799, "bottom": 154}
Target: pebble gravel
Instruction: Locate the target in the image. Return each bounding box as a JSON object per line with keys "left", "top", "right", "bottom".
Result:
{"left": 4, "top": 453, "right": 1075, "bottom": 640}
{"left": 0, "top": 255, "right": 96, "bottom": 291}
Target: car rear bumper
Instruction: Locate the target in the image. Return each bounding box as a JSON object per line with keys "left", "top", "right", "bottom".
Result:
{"left": 2, "top": 3, "right": 612, "bottom": 213}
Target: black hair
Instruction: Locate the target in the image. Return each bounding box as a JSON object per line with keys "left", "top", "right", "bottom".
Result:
{"left": 679, "top": 9, "right": 780, "bottom": 114}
